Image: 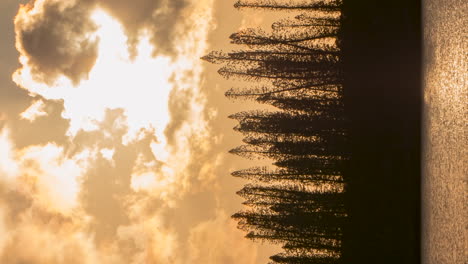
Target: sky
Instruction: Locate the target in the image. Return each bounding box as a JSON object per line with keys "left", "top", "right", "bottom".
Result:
{"left": 0, "top": 0, "right": 281, "bottom": 263}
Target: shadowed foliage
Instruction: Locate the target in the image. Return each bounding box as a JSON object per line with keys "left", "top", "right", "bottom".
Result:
{"left": 234, "top": 0, "right": 343, "bottom": 12}
{"left": 204, "top": 0, "right": 422, "bottom": 262}
{"left": 203, "top": 1, "right": 346, "bottom": 262}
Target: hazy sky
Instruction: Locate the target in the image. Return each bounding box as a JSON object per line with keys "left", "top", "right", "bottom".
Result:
{"left": 0, "top": 0, "right": 281, "bottom": 263}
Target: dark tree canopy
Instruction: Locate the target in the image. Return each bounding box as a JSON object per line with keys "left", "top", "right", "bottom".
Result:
{"left": 232, "top": 166, "right": 344, "bottom": 183}
{"left": 202, "top": 2, "right": 346, "bottom": 262}
{"left": 234, "top": 0, "right": 343, "bottom": 12}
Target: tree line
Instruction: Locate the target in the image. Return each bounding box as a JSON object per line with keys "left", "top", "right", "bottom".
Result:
{"left": 203, "top": 1, "right": 346, "bottom": 263}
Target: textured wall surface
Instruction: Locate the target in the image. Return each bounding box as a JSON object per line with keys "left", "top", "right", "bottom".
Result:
{"left": 423, "top": 0, "right": 467, "bottom": 263}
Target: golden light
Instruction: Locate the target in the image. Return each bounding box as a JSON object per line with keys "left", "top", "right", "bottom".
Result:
{"left": 18, "top": 143, "right": 91, "bottom": 214}
{"left": 14, "top": 9, "right": 174, "bottom": 145}
{"left": 10, "top": 7, "right": 183, "bottom": 213}
{"left": 11, "top": 4, "right": 215, "bottom": 203}
{"left": 19, "top": 99, "right": 47, "bottom": 121}
{"left": 0, "top": 127, "right": 90, "bottom": 215}
{"left": 0, "top": 128, "right": 19, "bottom": 181}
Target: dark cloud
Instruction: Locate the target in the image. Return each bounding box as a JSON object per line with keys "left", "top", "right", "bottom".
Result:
{"left": 15, "top": 1, "right": 98, "bottom": 85}
{"left": 0, "top": 0, "right": 30, "bottom": 115}
{"left": 165, "top": 86, "right": 192, "bottom": 145}
{"left": 0, "top": 181, "right": 92, "bottom": 264}
{"left": 73, "top": 109, "right": 158, "bottom": 247}
{"left": 10, "top": 99, "right": 69, "bottom": 148}
{"left": 0, "top": 183, "right": 32, "bottom": 225}
{"left": 14, "top": 0, "right": 192, "bottom": 85}
{"left": 97, "top": 0, "right": 189, "bottom": 56}
{"left": 81, "top": 153, "right": 132, "bottom": 244}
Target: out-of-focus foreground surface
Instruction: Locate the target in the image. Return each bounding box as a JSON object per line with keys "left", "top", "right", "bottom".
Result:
{"left": 423, "top": 0, "right": 467, "bottom": 263}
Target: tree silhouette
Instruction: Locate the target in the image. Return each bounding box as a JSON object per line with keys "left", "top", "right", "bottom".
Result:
{"left": 232, "top": 166, "right": 343, "bottom": 183}
{"left": 225, "top": 83, "right": 341, "bottom": 101}
{"left": 269, "top": 253, "right": 339, "bottom": 264}
{"left": 272, "top": 14, "right": 341, "bottom": 29}
{"left": 234, "top": 0, "right": 342, "bottom": 12}
{"left": 229, "top": 110, "right": 345, "bottom": 135}
{"left": 202, "top": 2, "right": 345, "bottom": 262}
{"left": 229, "top": 28, "right": 339, "bottom": 53}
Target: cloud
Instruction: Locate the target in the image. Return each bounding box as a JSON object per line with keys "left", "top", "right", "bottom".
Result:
{"left": 14, "top": 9, "right": 174, "bottom": 139}
{"left": 0, "top": 223, "right": 98, "bottom": 264}
{"left": 19, "top": 99, "right": 47, "bottom": 121}
{"left": 0, "top": 127, "right": 91, "bottom": 215}
{"left": 0, "top": 128, "right": 19, "bottom": 182}
{"left": 15, "top": 0, "right": 98, "bottom": 85}
{"left": 0, "top": 126, "right": 150, "bottom": 263}
{"left": 0, "top": 206, "right": 9, "bottom": 255}
{"left": 3, "top": 0, "right": 269, "bottom": 263}
{"left": 187, "top": 210, "right": 260, "bottom": 264}
{"left": 13, "top": 0, "right": 208, "bottom": 87}
{"left": 18, "top": 143, "right": 91, "bottom": 214}
{"left": 116, "top": 214, "right": 179, "bottom": 264}
{"left": 0, "top": 128, "right": 96, "bottom": 263}
{"left": 97, "top": 0, "right": 189, "bottom": 56}
{"left": 0, "top": 189, "right": 119, "bottom": 264}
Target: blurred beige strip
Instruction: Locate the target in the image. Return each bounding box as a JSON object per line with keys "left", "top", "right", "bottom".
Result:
{"left": 423, "top": 0, "right": 467, "bottom": 263}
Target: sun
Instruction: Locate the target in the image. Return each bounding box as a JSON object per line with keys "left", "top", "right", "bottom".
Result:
{"left": 14, "top": 8, "right": 175, "bottom": 145}
{"left": 12, "top": 3, "right": 213, "bottom": 204}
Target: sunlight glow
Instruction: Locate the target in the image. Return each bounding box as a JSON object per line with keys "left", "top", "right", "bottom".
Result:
{"left": 20, "top": 99, "right": 47, "bottom": 121}
{"left": 0, "top": 128, "right": 19, "bottom": 181}
{"left": 19, "top": 143, "right": 91, "bottom": 214}
{"left": 12, "top": 2, "right": 215, "bottom": 206}
{"left": 100, "top": 148, "right": 115, "bottom": 162}
{"left": 0, "top": 127, "right": 90, "bottom": 215}
{"left": 14, "top": 9, "right": 174, "bottom": 144}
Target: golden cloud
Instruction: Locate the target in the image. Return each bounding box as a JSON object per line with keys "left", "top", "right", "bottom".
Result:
{"left": 19, "top": 99, "right": 48, "bottom": 121}
{"left": 1, "top": 0, "right": 270, "bottom": 263}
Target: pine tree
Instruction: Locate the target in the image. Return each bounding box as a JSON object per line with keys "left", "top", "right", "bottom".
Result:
{"left": 234, "top": 0, "right": 343, "bottom": 12}
{"left": 202, "top": 1, "right": 345, "bottom": 262}
{"left": 232, "top": 166, "right": 343, "bottom": 183}
{"left": 269, "top": 253, "right": 339, "bottom": 264}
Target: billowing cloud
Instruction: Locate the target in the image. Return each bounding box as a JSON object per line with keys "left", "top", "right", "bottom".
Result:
{"left": 0, "top": 127, "right": 91, "bottom": 215}
{"left": 1, "top": 0, "right": 278, "bottom": 262}
{"left": 0, "top": 125, "right": 204, "bottom": 263}
{"left": 0, "top": 128, "right": 19, "bottom": 182}
{"left": 14, "top": 0, "right": 207, "bottom": 86}
{"left": 0, "top": 127, "right": 96, "bottom": 263}
{"left": 97, "top": 0, "right": 189, "bottom": 56}
{"left": 15, "top": 0, "right": 98, "bottom": 85}
{"left": 187, "top": 210, "right": 260, "bottom": 264}
{"left": 0, "top": 222, "right": 99, "bottom": 264}
{"left": 19, "top": 99, "right": 47, "bottom": 121}
{"left": 115, "top": 202, "right": 179, "bottom": 264}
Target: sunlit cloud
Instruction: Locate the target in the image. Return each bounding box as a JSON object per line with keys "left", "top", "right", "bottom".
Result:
{"left": 188, "top": 210, "right": 261, "bottom": 264}
{"left": 14, "top": 0, "right": 98, "bottom": 85}
{"left": 116, "top": 215, "right": 179, "bottom": 264}
{"left": 99, "top": 148, "right": 115, "bottom": 162}
{"left": 0, "top": 223, "right": 98, "bottom": 264}
{"left": 20, "top": 144, "right": 91, "bottom": 214}
{"left": 0, "top": 206, "right": 9, "bottom": 254}
{"left": 0, "top": 127, "right": 91, "bottom": 215}
{"left": 14, "top": 9, "right": 174, "bottom": 141}
{"left": 0, "top": 128, "right": 19, "bottom": 182}
{"left": 19, "top": 99, "right": 47, "bottom": 121}
{"left": 12, "top": 3, "right": 215, "bottom": 202}
{"left": 1, "top": 0, "right": 271, "bottom": 262}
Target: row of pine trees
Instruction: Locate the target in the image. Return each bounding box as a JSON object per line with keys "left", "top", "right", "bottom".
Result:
{"left": 203, "top": 1, "right": 346, "bottom": 263}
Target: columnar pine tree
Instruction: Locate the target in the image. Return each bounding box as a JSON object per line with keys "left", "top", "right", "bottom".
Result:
{"left": 234, "top": 0, "right": 343, "bottom": 12}
{"left": 232, "top": 166, "right": 344, "bottom": 183}
{"left": 202, "top": 2, "right": 346, "bottom": 263}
